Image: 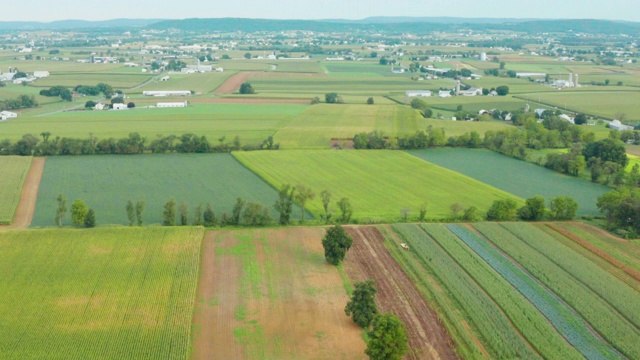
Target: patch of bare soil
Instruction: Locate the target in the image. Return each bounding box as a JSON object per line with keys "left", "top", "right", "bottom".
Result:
{"left": 343, "top": 226, "right": 459, "bottom": 360}
{"left": 3, "top": 157, "right": 45, "bottom": 229}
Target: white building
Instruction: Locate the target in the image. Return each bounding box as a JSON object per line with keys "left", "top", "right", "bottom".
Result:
{"left": 157, "top": 101, "right": 188, "bottom": 108}
{"left": 33, "top": 71, "right": 50, "bottom": 78}
{"left": 609, "top": 120, "right": 634, "bottom": 131}
{"left": 112, "top": 103, "right": 128, "bottom": 110}
{"left": 143, "top": 90, "right": 191, "bottom": 97}
{"left": 438, "top": 90, "right": 452, "bottom": 98}
{"left": 0, "top": 111, "right": 18, "bottom": 120}
{"left": 186, "top": 64, "right": 213, "bottom": 72}
{"left": 160, "top": 76, "right": 170, "bottom": 81}
{"left": 479, "top": 52, "right": 487, "bottom": 61}
{"left": 94, "top": 103, "right": 105, "bottom": 110}
{"left": 215, "top": 67, "right": 224, "bottom": 72}
{"left": 459, "top": 87, "right": 483, "bottom": 96}
{"left": 405, "top": 90, "right": 432, "bottom": 97}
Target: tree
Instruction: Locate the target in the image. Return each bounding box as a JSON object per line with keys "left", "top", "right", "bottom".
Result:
{"left": 85, "top": 100, "right": 96, "bottom": 109}
{"left": 55, "top": 194, "right": 67, "bottom": 227}
{"left": 127, "top": 102, "right": 135, "bottom": 109}
{"left": 450, "top": 203, "right": 464, "bottom": 220}
{"left": 231, "top": 197, "right": 245, "bottom": 225}
{"left": 244, "top": 52, "right": 252, "bottom": 59}
{"left": 163, "top": 200, "right": 176, "bottom": 226}
{"left": 322, "top": 225, "right": 353, "bottom": 265}
{"left": 70, "top": 199, "right": 88, "bottom": 227}
{"left": 549, "top": 196, "right": 578, "bottom": 220}
{"left": 400, "top": 207, "right": 410, "bottom": 222}
{"left": 135, "top": 201, "right": 145, "bottom": 226}
{"left": 463, "top": 206, "right": 481, "bottom": 222}
{"left": 126, "top": 200, "right": 135, "bottom": 226}
{"left": 179, "top": 202, "right": 189, "bottom": 225}
{"left": 59, "top": 89, "right": 73, "bottom": 102}
{"left": 294, "top": 185, "right": 315, "bottom": 223}
{"left": 241, "top": 202, "right": 271, "bottom": 226}
{"left": 583, "top": 138, "right": 628, "bottom": 167}
{"left": 496, "top": 85, "right": 510, "bottom": 96}
{"left": 239, "top": 82, "right": 255, "bottom": 94}
{"left": 203, "top": 203, "right": 217, "bottom": 227}
{"left": 84, "top": 208, "right": 96, "bottom": 228}
{"left": 345, "top": 280, "right": 378, "bottom": 328}
{"left": 325, "top": 92, "right": 339, "bottom": 104}
{"left": 337, "top": 197, "right": 353, "bottom": 223}
{"left": 486, "top": 199, "right": 518, "bottom": 221}
{"left": 574, "top": 113, "right": 588, "bottom": 125}
{"left": 192, "top": 203, "right": 203, "bottom": 226}
{"left": 518, "top": 196, "right": 546, "bottom": 221}
{"left": 418, "top": 202, "right": 427, "bottom": 222}
{"left": 410, "top": 98, "right": 428, "bottom": 110}
{"left": 367, "top": 97, "right": 374, "bottom": 105}
{"left": 321, "top": 190, "right": 332, "bottom": 223}
{"left": 365, "top": 314, "right": 409, "bottom": 360}
{"left": 274, "top": 184, "right": 295, "bottom": 225}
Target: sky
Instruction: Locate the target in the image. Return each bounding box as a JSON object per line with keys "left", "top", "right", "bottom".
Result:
{"left": 1, "top": 0, "right": 638, "bottom": 22}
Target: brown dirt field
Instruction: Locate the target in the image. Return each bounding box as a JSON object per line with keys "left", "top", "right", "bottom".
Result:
{"left": 193, "top": 228, "right": 366, "bottom": 360}
{"left": 214, "top": 71, "right": 327, "bottom": 94}
{"left": 343, "top": 226, "right": 458, "bottom": 360}
{"left": 2, "top": 157, "right": 45, "bottom": 229}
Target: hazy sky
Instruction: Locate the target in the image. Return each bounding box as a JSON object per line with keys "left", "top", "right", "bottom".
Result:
{"left": 1, "top": 0, "right": 638, "bottom": 22}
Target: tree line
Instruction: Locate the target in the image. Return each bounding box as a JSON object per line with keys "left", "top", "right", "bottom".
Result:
{"left": 0, "top": 95, "right": 38, "bottom": 111}
{"left": 0, "top": 132, "right": 280, "bottom": 156}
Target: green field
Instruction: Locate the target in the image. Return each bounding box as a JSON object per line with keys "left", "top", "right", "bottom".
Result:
{"left": 234, "top": 150, "right": 522, "bottom": 221}
{"left": 0, "top": 104, "right": 306, "bottom": 143}
{"left": 132, "top": 71, "right": 235, "bottom": 95}
{"left": 408, "top": 148, "right": 611, "bottom": 215}
{"left": 31, "top": 154, "right": 307, "bottom": 227}
{"left": 517, "top": 91, "right": 640, "bottom": 120}
{"left": 0, "top": 156, "right": 32, "bottom": 224}
{"left": 34, "top": 72, "right": 153, "bottom": 89}
{"left": 0, "top": 226, "right": 203, "bottom": 359}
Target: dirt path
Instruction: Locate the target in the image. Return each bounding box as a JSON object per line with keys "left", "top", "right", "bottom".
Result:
{"left": 343, "top": 226, "right": 458, "bottom": 360}
{"left": 2, "top": 157, "right": 45, "bottom": 229}
{"left": 214, "top": 71, "right": 327, "bottom": 94}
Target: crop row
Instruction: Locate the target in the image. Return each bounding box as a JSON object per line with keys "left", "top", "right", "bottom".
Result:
{"left": 486, "top": 223, "right": 640, "bottom": 359}
{"left": 447, "top": 224, "right": 620, "bottom": 359}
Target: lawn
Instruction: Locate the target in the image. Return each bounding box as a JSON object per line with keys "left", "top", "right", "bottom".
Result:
{"left": 0, "top": 227, "right": 203, "bottom": 359}
{"left": 408, "top": 148, "right": 611, "bottom": 215}
{"left": 31, "top": 153, "right": 307, "bottom": 227}
{"left": 0, "top": 156, "right": 32, "bottom": 224}
{"left": 234, "top": 150, "right": 522, "bottom": 221}
{"left": 193, "top": 228, "right": 366, "bottom": 359}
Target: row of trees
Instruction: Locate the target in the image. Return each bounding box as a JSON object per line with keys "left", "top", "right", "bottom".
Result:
{"left": 0, "top": 95, "right": 38, "bottom": 111}
{"left": 55, "top": 195, "right": 96, "bottom": 228}
{"left": 161, "top": 198, "right": 272, "bottom": 227}
{"left": 39, "top": 86, "right": 73, "bottom": 102}
{"left": 0, "top": 132, "right": 279, "bottom": 156}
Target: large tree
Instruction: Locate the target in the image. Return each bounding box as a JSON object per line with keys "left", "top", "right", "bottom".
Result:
{"left": 163, "top": 200, "right": 176, "bottom": 226}
{"left": 365, "top": 314, "right": 409, "bottom": 360}
{"left": 239, "top": 82, "right": 255, "bottom": 94}
{"left": 486, "top": 199, "right": 518, "bottom": 221}
{"left": 84, "top": 208, "right": 96, "bottom": 228}
{"left": 549, "top": 196, "right": 578, "bottom": 220}
{"left": 70, "top": 199, "right": 88, "bottom": 227}
{"left": 337, "top": 197, "right": 353, "bottom": 223}
{"left": 294, "top": 185, "right": 315, "bottom": 223}
{"left": 322, "top": 225, "right": 353, "bottom": 265}
{"left": 231, "top": 197, "right": 245, "bottom": 225}
{"left": 345, "top": 280, "right": 378, "bottom": 328}
{"left": 203, "top": 203, "right": 217, "bottom": 227}
{"left": 583, "top": 138, "right": 628, "bottom": 167}
{"left": 274, "top": 184, "right": 295, "bottom": 225}
{"left": 518, "top": 196, "right": 546, "bottom": 221}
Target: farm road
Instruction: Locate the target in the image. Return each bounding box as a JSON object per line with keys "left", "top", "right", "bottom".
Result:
{"left": 0, "top": 157, "right": 45, "bottom": 230}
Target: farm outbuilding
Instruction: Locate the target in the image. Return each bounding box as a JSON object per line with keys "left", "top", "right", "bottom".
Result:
{"left": 609, "top": 120, "right": 634, "bottom": 131}
{"left": 112, "top": 103, "right": 128, "bottom": 110}
{"left": 33, "top": 71, "right": 50, "bottom": 78}
{"left": 0, "top": 111, "right": 17, "bottom": 120}
{"left": 157, "top": 101, "right": 188, "bottom": 108}
{"left": 143, "top": 90, "right": 191, "bottom": 97}
{"left": 406, "top": 90, "right": 432, "bottom": 97}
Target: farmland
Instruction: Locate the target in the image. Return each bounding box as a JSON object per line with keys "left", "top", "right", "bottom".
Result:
{"left": 193, "top": 227, "right": 366, "bottom": 359}
{"left": 0, "top": 227, "right": 203, "bottom": 359}
{"left": 517, "top": 91, "right": 640, "bottom": 120}
{"left": 234, "top": 150, "right": 522, "bottom": 220}
{"left": 31, "top": 154, "right": 307, "bottom": 227}
{"left": 409, "top": 148, "right": 611, "bottom": 215}
{"left": 0, "top": 156, "right": 33, "bottom": 224}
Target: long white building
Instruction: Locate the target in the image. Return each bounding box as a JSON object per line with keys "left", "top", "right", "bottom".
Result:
{"left": 157, "top": 101, "right": 188, "bottom": 108}
{"left": 143, "top": 90, "right": 191, "bottom": 97}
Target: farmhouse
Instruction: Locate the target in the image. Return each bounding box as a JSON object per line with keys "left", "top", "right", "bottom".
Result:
{"left": 459, "top": 87, "right": 483, "bottom": 96}
{"left": 0, "top": 111, "right": 18, "bottom": 120}
{"left": 609, "top": 120, "right": 634, "bottom": 131}
{"left": 406, "top": 90, "right": 432, "bottom": 97}
{"left": 157, "top": 101, "right": 188, "bottom": 108}
{"left": 112, "top": 103, "right": 128, "bottom": 110}
{"left": 33, "top": 71, "right": 50, "bottom": 78}
{"left": 143, "top": 90, "right": 191, "bottom": 97}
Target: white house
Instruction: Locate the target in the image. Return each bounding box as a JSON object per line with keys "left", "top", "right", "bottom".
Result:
{"left": 33, "top": 71, "right": 50, "bottom": 78}
{"left": 609, "top": 120, "right": 634, "bottom": 131}
{"left": 112, "top": 103, "right": 128, "bottom": 110}
{"left": 160, "top": 76, "right": 170, "bottom": 81}
{"left": 157, "top": 101, "right": 188, "bottom": 108}
{"left": 405, "top": 90, "right": 432, "bottom": 97}
{"left": 143, "top": 90, "right": 191, "bottom": 97}
{"left": 438, "top": 90, "right": 452, "bottom": 98}
{"left": 94, "top": 103, "right": 105, "bottom": 110}
{"left": 215, "top": 67, "right": 224, "bottom": 72}
{"left": 0, "top": 111, "right": 17, "bottom": 120}
{"left": 459, "top": 87, "right": 483, "bottom": 96}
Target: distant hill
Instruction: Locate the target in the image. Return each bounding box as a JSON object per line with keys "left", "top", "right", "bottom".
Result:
{"left": 0, "top": 19, "right": 163, "bottom": 30}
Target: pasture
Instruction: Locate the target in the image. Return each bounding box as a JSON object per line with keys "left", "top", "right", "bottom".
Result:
{"left": 31, "top": 153, "right": 307, "bottom": 227}
{"left": 0, "top": 104, "right": 306, "bottom": 143}
{"left": 0, "top": 227, "right": 203, "bottom": 359}
{"left": 517, "top": 90, "right": 640, "bottom": 120}
{"left": 0, "top": 156, "right": 32, "bottom": 224}
{"left": 409, "top": 148, "right": 611, "bottom": 215}
{"left": 193, "top": 228, "right": 366, "bottom": 359}
{"left": 234, "top": 150, "right": 522, "bottom": 221}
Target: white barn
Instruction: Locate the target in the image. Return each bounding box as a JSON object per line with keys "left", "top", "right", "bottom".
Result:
{"left": 112, "top": 103, "right": 128, "bottom": 110}
{"left": 0, "top": 111, "right": 17, "bottom": 120}
{"left": 609, "top": 120, "right": 634, "bottom": 131}
{"left": 33, "top": 71, "right": 50, "bottom": 78}
{"left": 143, "top": 90, "right": 191, "bottom": 97}
{"left": 157, "top": 101, "right": 188, "bottom": 108}
{"left": 405, "top": 90, "right": 432, "bottom": 97}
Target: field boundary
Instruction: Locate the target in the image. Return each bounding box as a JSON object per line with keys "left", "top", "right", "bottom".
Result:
{"left": 1, "top": 157, "right": 45, "bottom": 230}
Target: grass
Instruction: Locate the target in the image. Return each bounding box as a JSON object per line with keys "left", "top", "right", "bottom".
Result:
{"left": 132, "top": 71, "right": 235, "bottom": 95}
{"left": 0, "top": 104, "right": 306, "bottom": 143}
{"left": 34, "top": 73, "right": 153, "bottom": 89}
{"left": 408, "top": 148, "right": 611, "bottom": 215}
{"left": 0, "top": 226, "right": 203, "bottom": 359}
{"left": 233, "top": 150, "right": 522, "bottom": 221}
{"left": 0, "top": 156, "right": 32, "bottom": 224}
{"left": 31, "top": 153, "right": 307, "bottom": 227}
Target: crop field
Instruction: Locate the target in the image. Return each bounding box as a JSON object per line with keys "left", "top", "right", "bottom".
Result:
{"left": 0, "top": 156, "right": 32, "bottom": 224}
{"left": 517, "top": 91, "right": 640, "bottom": 120}
{"left": 420, "top": 95, "right": 529, "bottom": 112}
{"left": 193, "top": 227, "right": 366, "bottom": 359}
{"left": 342, "top": 226, "right": 457, "bottom": 360}
{"left": 409, "top": 148, "right": 611, "bottom": 215}
{"left": 234, "top": 150, "right": 522, "bottom": 220}
{"left": 132, "top": 71, "right": 235, "bottom": 94}
{"left": 464, "top": 77, "right": 557, "bottom": 94}
{"left": 627, "top": 144, "right": 640, "bottom": 157}
{"left": 0, "top": 104, "right": 306, "bottom": 142}
{"left": 378, "top": 222, "right": 640, "bottom": 359}
{"left": 324, "top": 62, "right": 411, "bottom": 77}
{"left": 31, "top": 154, "right": 307, "bottom": 227}
{"left": 34, "top": 72, "right": 154, "bottom": 88}
{"left": 0, "top": 227, "right": 203, "bottom": 359}
{"left": 272, "top": 60, "right": 326, "bottom": 73}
